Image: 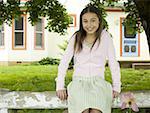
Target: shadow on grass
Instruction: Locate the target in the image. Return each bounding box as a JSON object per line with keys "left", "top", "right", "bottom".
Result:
{"left": 9, "top": 108, "right": 150, "bottom": 113}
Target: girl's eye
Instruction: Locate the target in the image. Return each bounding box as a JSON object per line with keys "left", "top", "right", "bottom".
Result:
{"left": 91, "top": 19, "right": 96, "bottom": 22}
{"left": 83, "top": 21, "right": 88, "bottom": 23}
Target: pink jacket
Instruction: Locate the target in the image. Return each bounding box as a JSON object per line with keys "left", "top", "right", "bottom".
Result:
{"left": 55, "top": 29, "right": 121, "bottom": 93}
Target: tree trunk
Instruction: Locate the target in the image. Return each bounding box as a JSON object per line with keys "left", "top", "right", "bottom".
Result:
{"left": 133, "top": 0, "right": 150, "bottom": 52}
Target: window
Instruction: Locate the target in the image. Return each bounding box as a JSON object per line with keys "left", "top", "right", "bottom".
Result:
{"left": 124, "top": 45, "right": 129, "bottom": 52}
{"left": 34, "top": 19, "right": 44, "bottom": 49}
{"left": 0, "top": 24, "right": 4, "bottom": 47}
{"left": 69, "top": 14, "right": 76, "bottom": 27}
{"left": 131, "top": 45, "right": 136, "bottom": 52}
{"left": 15, "top": 17, "right": 24, "bottom": 46}
{"left": 124, "top": 24, "right": 136, "bottom": 38}
{"left": 12, "top": 15, "right": 26, "bottom": 50}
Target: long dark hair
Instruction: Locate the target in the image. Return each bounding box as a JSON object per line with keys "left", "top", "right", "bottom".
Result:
{"left": 74, "top": 5, "right": 103, "bottom": 53}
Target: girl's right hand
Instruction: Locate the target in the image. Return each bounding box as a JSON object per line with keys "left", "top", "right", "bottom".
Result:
{"left": 56, "top": 89, "right": 68, "bottom": 101}
{"left": 113, "top": 90, "right": 120, "bottom": 98}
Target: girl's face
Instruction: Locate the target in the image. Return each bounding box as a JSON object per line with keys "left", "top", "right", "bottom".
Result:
{"left": 82, "top": 12, "right": 99, "bottom": 35}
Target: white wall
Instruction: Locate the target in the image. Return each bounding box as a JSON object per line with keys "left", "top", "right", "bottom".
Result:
{"left": 106, "top": 11, "right": 127, "bottom": 60}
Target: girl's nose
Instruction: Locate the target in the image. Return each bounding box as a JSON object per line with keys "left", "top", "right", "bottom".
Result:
{"left": 87, "top": 22, "right": 92, "bottom": 27}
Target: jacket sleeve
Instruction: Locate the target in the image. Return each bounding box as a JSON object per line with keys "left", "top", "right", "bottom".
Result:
{"left": 106, "top": 32, "right": 121, "bottom": 93}
{"left": 55, "top": 36, "right": 75, "bottom": 91}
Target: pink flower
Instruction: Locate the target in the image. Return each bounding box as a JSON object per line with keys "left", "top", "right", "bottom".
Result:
{"left": 121, "top": 92, "right": 139, "bottom": 112}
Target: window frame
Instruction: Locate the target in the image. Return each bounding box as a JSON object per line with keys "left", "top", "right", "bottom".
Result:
{"left": 120, "top": 17, "right": 140, "bottom": 57}
{"left": 12, "top": 15, "right": 27, "bottom": 50}
{"left": 68, "top": 14, "right": 77, "bottom": 27}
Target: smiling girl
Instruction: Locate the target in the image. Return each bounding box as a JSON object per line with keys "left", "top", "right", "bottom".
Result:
{"left": 55, "top": 5, "right": 121, "bottom": 113}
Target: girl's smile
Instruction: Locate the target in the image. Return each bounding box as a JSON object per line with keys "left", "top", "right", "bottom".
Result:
{"left": 82, "top": 12, "right": 100, "bottom": 35}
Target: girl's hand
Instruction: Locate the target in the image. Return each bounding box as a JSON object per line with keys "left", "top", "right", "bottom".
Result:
{"left": 113, "top": 90, "right": 120, "bottom": 98}
{"left": 56, "top": 89, "right": 68, "bottom": 101}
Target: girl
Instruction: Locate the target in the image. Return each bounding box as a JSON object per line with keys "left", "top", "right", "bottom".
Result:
{"left": 56, "top": 5, "right": 121, "bottom": 113}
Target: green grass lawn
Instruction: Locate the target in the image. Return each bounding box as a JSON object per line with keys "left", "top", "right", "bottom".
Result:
{"left": 0, "top": 65, "right": 150, "bottom": 113}
{"left": 0, "top": 65, "right": 150, "bottom": 91}
{"left": 9, "top": 109, "right": 64, "bottom": 113}
{"left": 8, "top": 108, "right": 150, "bottom": 113}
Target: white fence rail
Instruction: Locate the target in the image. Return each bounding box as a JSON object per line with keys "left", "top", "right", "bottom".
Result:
{"left": 0, "top": 91, "right": 150, "bottom": 113}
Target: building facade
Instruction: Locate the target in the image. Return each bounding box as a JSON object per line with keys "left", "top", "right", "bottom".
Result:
{"left": 0, "top": 0, "right": 149, "bottom": 66}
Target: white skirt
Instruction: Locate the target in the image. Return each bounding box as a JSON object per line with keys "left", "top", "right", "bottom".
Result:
{"left": 67, "top": 76, "right": 113, "bottom": 113}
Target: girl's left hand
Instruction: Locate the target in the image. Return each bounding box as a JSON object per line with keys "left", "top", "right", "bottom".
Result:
{"left": 113, "top": 90, "right": 120, "bottom": 98}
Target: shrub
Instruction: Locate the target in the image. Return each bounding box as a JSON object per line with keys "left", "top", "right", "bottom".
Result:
{"left": 31, "top": 61, "right": 40, "bottom": 65}
{"left": 39, "top": 57, "right": 60, "bottom": 65}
